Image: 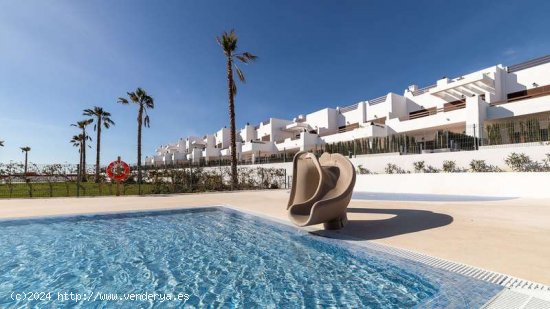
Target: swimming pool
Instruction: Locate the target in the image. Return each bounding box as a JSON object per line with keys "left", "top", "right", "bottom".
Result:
{"left": 0, "top": 207, "right": 502, "bottom": 308}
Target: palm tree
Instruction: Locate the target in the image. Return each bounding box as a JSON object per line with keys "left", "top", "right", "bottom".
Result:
{"left": 84, "top": 107, "right": 115, "bottom": 182}
{"left": 71, "top": 119, "right": 93, "bottom": 180}
{"left": 216, "top": 30, "right": 257, "bottom": 188}
{"left": 118, "top": 88, "right": 154, "bottom": 187}
{"left": 20, "top": 146, "right": 31, "bottom": 175}
{"left": 0, "top": 140, "right": 4, "bottom": 147}
{"left": 70, "top": 134, "right": 91, "bottom": 181}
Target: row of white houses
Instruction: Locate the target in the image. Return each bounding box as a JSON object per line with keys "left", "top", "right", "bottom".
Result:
{"left": 146, "top": 54, "right": 550, "bottom": 166}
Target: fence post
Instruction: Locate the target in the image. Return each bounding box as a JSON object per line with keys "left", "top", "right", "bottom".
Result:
{"left": 473, "top": 124, "right": 478, "bottom": 150}
{"left": 284, "top": 169, "right": 287, "bottom": 189}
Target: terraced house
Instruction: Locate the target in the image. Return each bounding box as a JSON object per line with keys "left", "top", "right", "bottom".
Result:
{"left": 146, "top": 55, "right": 550, "bottom": 166}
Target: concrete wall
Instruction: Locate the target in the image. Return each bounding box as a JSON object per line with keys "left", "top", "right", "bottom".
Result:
{"left": 241, "top": 143, "right": 550, "bottom": 176}
{"left": 340, "top": 102, "right": 366, "bottom": 126}
{"left": 351, "top": 144, "right": 550, "bottom": 173}
{"left": 506, "top": 62, "right": 550, "bottom": 93}
{"left": 354, "top": 172, "right": 550, "bottom": 198}
{"left": 487, "top": 95, "right": 550, "bottom": 120}
{"left": 306, "top": 108, "right": 339, "bottom": 136}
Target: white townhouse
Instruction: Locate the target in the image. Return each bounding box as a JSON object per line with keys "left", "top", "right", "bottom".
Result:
{"left": 146, "top": 55, "right": 550, "bottom": 166}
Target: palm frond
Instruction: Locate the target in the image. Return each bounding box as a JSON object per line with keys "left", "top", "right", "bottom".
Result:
{"left": 235, "top": 65, "right": 246, "bottom": 83}
{"left": 236, "top": 52, "right": 258, "bottom": 63}
{"left": 144, "top": 115, "right": 150, "bottom": 128}
{"left": 217, "top": 29, "right": 238, "bottom": 56}
{"left": 117, "top": 97, "right": 129, "bottom": 105}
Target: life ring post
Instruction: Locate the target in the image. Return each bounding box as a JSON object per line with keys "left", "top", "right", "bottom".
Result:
{"left": 106, "top": 157, "right": 131, "bottom": 196}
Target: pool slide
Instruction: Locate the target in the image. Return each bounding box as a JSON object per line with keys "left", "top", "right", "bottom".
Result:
{"left": 287, "top": 151, "right": 356, "bottom": 230}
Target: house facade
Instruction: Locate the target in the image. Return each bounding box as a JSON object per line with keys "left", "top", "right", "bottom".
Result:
{"left": 146, "top": 55, "right": 550, "bottom": 166}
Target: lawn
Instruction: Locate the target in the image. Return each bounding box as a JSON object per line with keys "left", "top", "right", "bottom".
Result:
{"left": 0, "top": 182, "right": 156, "bottom": 198}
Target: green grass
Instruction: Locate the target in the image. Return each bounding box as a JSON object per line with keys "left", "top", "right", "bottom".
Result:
{"left": 0, "top": 182, "right": 156, "bottom": 198}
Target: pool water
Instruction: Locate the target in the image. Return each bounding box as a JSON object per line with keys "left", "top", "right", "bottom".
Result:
{"left": 0, "top": 207, "right": 501, "bottom": 308}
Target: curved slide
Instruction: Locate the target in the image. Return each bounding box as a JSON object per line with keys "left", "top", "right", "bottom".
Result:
{"left": 287, "top": 151, "right": 356, "bottom": 230}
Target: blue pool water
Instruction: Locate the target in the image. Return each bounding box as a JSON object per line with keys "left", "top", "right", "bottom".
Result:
{"left": 0, "top": 207, "right": 501, "bottom": 308}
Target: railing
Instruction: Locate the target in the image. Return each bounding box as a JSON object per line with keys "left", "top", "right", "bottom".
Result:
{"left": 507, "top": 54, "right": 550, "bottom": 73}
{"left": 337, "top": 123, "right": 360, "bottom": 133}
{"left": 490, "top": 84, "right": 550, "bottom": 106}
{"left": 339, "top": 103, "right": 359, "bottom": 113}
{"left": 368, "top": 95, "right": 387, "bottom": 105}
{"left": 411, "top": 84, "right": 436, "bottom": 96}
{"left": 482, "top": 116, "right": 550, "bottom": 147}
{"left": 409, "top": 107, "right": 437, "bottom": 120}
{"left": 324, "top": 128, "right": 479, "bottom": 157}
{"left": 442, "top": 100, "right": 466, "bottom": 112}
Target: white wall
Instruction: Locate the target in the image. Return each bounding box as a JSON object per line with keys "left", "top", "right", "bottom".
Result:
{"left": 487, "top": 95, "right": 550, "bottom": 120}
{"left": 256, "top": 118, "right": 294, "bottom": 143}
{"left": 240, "top": 124, "right": 257, "bottom": 143}
{"left": 354, "top": 172, "right": 550, "bottom": 198}
{"left": 241, "top": 143, "right": 550, "bottom": 176}
{"left": 306, "top": 108, "right": 339, "bottom": 136}
{"left": 341, "top": 102, "right": 366, "bottom": 125}
{"left": 351, "top": 144, "right": 550, "bottom": 173}
{"left": 215, "top": 128, "right": 230, "bottom": 148}
{"left": 506, "top": 62, "right": 550, "bottom": 93}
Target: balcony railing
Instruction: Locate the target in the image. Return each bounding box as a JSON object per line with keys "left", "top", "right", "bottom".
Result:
{"left": 339, "top": 103, "right": 359, "bottom": 113}
{"left": 507, "top": 54, "right": 550, "bottom": 73}
{"left": 411, "top": 84, "right": 436, "bottom": 96}
{"left": 490, "top": 84, "right": 550, "bottom": 106}
{"left": 368, "top": 95, "right": 386, "bottom": 105}
{"left": 337, "top": 123, "right": 360, "bottom": 133}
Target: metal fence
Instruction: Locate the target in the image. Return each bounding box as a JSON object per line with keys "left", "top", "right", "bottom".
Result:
{"left": 324, "top": 117, "right": 550, "bottom": 157}
{"left": 0, "top": 163, "right": 287, "bottom": 199}
{"left": 324, "top": 130, "right": 477, "bottom": 156}
{"left": 481, "top": 116, "right": 550, "bottom": 147}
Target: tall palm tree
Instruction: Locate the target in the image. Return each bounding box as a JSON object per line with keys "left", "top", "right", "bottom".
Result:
{"left": 71, "top": 119, "right": 93, "bottom": 180}
{"left": 118, "top": 88, "right": 154, "bottom": 187}
{"left": 20, "top": 146, "right": 31, "bottom": 175}
{"left": 216, "top": 30, "right": 257, "bottom": 188}
{"left": 70, "top": 134, "right": 90, "bottom": 181}
{"left": 84, "top": 107, "right": 115, "bottom": 182}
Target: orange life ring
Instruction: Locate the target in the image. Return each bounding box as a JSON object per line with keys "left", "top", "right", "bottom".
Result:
{"left": 107, "top": 160, "right": 130, "bottom": 182}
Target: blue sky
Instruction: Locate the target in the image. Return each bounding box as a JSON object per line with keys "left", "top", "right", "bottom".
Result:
{"left": 1, "top": 0, "right": 549, "bottom": 164}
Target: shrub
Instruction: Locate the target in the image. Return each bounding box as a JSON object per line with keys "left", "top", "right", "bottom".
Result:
{"left": 413, "top": 161, "right": 425, "bottom": 173}
{"left": 469, "top": 160, "right": 502, "bottom": 172}
{"left": 413, "top": 160, "right": 439, "bottom": 173}
{"left": 423, "top": 165, "right": 440, "bottom": 173}
{"left": 504, "top": 152, "right": 541, "bottom": 172}
{"left": 356, "top": 165, "right": 372, "bottom": 175}
{"left": 442, "top": 160, "right": 468, "bottom": 172}
{"left": 385, "top": 163, "right": 408, "bottom": 174}
{"left": 542, "top": 154, "right": 550, "bottom": 171}
{"left": 442, "top": 160, "right": 456, "bottom": 173}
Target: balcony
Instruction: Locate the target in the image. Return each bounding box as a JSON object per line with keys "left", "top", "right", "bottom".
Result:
{"left": 430, "top": 73, "right": 495, "bottom": 102}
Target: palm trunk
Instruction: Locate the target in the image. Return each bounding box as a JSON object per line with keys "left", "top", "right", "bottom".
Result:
{"left": 82, "top": 128, "right": 87, "bottom": 181}
{"left": 95, "top": 115, "right": 101, "bottom": 183}
{"left": 137, "top": 106, "right": 143, "bottom": 185}
{"left": 24, "top": 152, "right": 28, "bottom": 175}
{"left": 227, "top": 56, "right": 238, "bottom": 188}
{"left": 79, "top": 143, "right": 83, "bottom": 182}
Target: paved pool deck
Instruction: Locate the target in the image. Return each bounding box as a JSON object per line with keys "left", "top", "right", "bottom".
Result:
{"left": 0, "top": 190, "right": 549, "bottom": 286}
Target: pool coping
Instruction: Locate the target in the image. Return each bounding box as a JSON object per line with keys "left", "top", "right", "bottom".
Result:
{"left": 2, "top": 203, "right": 549, "bottom": 308}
